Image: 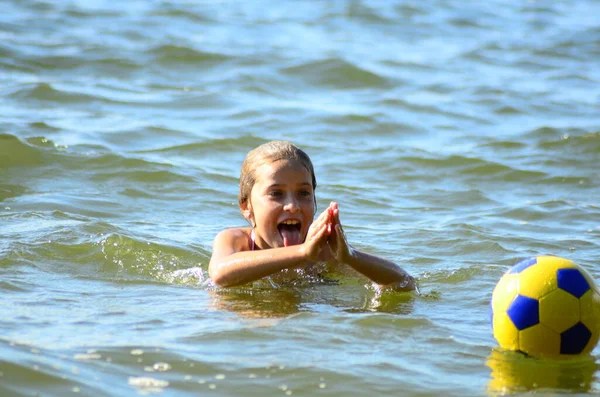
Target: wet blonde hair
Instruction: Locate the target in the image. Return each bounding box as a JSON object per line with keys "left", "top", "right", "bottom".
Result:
{"left": 239, "top": 140, "right": 317, "bottom": 210}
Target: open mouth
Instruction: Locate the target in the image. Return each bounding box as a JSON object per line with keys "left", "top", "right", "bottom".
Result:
{"left": 278, "top": 220, "right": 302, "bottom": 247}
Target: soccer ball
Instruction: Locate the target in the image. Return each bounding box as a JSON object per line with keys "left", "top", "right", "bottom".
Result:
{"left": 491, "top": 256, "right": 600, "bottom": 357}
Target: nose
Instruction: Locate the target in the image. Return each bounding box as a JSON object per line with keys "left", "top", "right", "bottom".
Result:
{"left": 283, "top": 194, "right": 299, "bottom": 213}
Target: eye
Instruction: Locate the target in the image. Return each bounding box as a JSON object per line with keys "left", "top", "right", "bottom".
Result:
{"left": 298, "top": 189, "right": 313, "bottom": 197}
{"left": 268, "top": 190, "right": 283, "bottom": 198}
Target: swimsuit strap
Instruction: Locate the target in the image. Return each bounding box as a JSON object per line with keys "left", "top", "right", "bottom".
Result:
{"left": 250, "top": 229, "right": 256, "bottom": 251}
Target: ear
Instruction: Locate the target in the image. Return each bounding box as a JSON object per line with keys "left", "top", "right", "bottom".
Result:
{"left": 240, "top": 200, "right": 254, "bottom": 227}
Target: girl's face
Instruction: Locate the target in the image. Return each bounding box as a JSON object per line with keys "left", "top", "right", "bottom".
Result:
{"left": 243, "top": 159, "right": 315, "bottom": 249}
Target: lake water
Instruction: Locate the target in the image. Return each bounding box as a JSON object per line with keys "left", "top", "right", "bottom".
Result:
{"left": 1, "top": 0, "right": 600, "bottom": 396}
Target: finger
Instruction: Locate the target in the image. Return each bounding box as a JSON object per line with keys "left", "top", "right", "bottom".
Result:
{"left": 333, "top": 207, "right": 340, "bottom": 225}
{"left": 316, "top": 211, "right": 330, "bottom": 229}
{"left": 310, "top": 211, "right": 328, "bottom": 232}
{"left": 307, "top": 221, "right": 327, "bottom": 242}
{"left": 311, "top": 223, "right": 329, "bottom": 244}
{"left": 318, "top": 207, "right": 330, "bottom": 222}
{"left": 335, "top": 224, "right": 345, "bottom": 245}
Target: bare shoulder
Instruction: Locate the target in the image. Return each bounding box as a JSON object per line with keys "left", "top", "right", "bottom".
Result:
{"left": 212, "top": 227, "right": 252, "bottom": 255}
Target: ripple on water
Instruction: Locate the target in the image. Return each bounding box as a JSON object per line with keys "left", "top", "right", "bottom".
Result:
{"left": 281, "top": 58, "right": 391, "bottom": 89}
{"left": 147, "top": 44, "right": 233, "bottom": 66}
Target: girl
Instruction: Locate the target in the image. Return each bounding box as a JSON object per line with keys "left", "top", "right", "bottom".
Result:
{"left": 209, "top": 140, "right": 416, "bottom": 291}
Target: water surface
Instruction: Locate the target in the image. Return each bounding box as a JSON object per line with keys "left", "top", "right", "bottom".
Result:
{"left": 1, "top": 0, "right": 600, "bottom": 396}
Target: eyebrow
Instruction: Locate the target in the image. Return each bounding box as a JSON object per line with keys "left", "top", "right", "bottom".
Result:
{"left": 267, "top": 183, "right": 312, "bottom": 188}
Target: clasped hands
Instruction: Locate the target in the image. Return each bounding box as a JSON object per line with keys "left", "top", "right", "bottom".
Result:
{"left": 302, "top": 201, "right": 352, "bottom": 264}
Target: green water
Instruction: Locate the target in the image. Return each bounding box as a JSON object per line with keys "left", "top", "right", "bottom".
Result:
{"left": 1, "top": 0, "right": 600, "bottom": 395}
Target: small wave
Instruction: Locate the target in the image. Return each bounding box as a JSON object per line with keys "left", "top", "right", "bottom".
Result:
{"left": 149, "top": 8, "right": 214, "bottom": 23}
{"left": 97, "top": 234, "right": 210, "bottom": 283}
{"left": 547, "top": 73, "right": 596, "bottom": 83}
{"left": 281, "top": 58, "right": 389, "bottom": 89}
{"left": 537, "top": 130, "right": 600, "bottom": 153}
{"left": 341, "top": 2, "right": 394, "bottom": 24}
{"left": 9, "top": 82, "right": 98, "bottom": 103}
{"left": 526, "top": 126, "right": 564, "bottom": 139}
{"left": 28, "top": 121, "right": 60, "bottom": 131}
{"left": 535, "top": 175, "right": 592, "bottom": 185}
{"left": 91, "top": 168, "right": 197, "bottom": 184}
{"left": 3, "top": 224, "right": 210, "bottom": 286}
{"left": 0, "top": 134, "right": 56, "bottom": 168}
{"left": 0, "top": 339, "right": 114, "bottom": 396}
{"left": 147, "top": 44, "right": 232, "bottom": 65}
{"left": 0, "top": 183, "right": 29, "bottom": 202}
{"left": 477, "top": 139, "right": 527, "bottom": 150}
{"left": 448, "top": 17, "right": 490, "bottom": 29}
{"left": 493, "top": 105, "right": 526, "bottom": 115}
{"left": 92, "top": 57, "right": 143, "bottom": 73}
{"left": 379, "top": 97, "right": 441, "bottom": 116}
{"left": 0, "top": 280, "right": 28, "bottom": 292}
{"left": 0, "top": 352, "right": 83, "bottom": 395}
{"left": 133, "top": 135, "right": 267, "bottom": 155}
{"left": 420, "top": 266, "right": 487, "bottom": 284}
{"left": 394, "top": 4, "right": 428, "bottom": 18}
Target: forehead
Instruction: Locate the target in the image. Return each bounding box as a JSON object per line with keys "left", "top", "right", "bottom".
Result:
{"left": 254, "top": 159, "right": 312, "bottom": 185}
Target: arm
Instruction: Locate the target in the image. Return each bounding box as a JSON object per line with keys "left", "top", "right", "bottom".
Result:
{"left": 209, "top": 209, "right": 331, "bottom": 287}
{"left": 343, "top": 247, "right": 416, "bottom": 291}
{"left": 209, "top": 231, "right": 308, "bottom": 287}
{"left": 326, "top": 202, "right": 416, "bottom": 291}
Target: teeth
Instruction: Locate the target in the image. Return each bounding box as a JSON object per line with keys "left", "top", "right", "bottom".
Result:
{"left": 281, "top": 220, "right": 299, "bottom": 225}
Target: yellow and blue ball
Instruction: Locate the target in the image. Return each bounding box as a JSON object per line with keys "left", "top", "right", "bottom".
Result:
{"left": 491, "top": 256, "right": 600, "bottom": 357}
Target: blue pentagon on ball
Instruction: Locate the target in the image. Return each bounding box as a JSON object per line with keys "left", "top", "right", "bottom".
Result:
{"left": 507, "top": 295, "right": 539, "bottom": 330}
{"left": 557, "top": 268, "right": 590, "bottom": 298}
{"left": 561, "top": 322, "right": 592, "bottom": 354}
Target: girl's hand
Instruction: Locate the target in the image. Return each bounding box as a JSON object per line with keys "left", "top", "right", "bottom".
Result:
{"left": 327, "top": 202, "right": 354, "bottom": 264}
{"left": 301, "top": 207, "right": 330, "bottom": 261}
